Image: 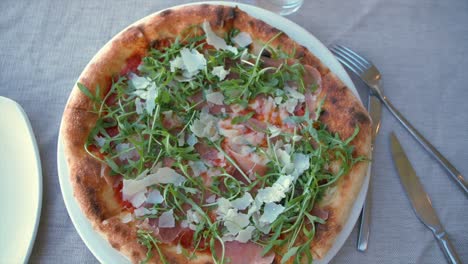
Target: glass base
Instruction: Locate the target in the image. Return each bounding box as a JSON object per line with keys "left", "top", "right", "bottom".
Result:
{"left": 255, "top": 0, "right": 304, "bottom": 16}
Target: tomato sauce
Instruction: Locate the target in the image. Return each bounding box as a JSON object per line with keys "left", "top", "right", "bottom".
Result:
{"left": 120, "top": 54, "right": 142, "bottom": 76}
{"left": 113, "top": 182, "right": 134, "bottom": 211}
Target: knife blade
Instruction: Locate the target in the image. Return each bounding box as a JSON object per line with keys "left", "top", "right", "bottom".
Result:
{"left": 356, "top": 91, "right": 382, "bottom": 251}
{"left": 390, "top": 132, "right": 461, "bottom": 264}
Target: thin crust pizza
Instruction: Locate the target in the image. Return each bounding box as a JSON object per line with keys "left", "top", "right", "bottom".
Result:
{"left": 61, "top": 4, "right": 371, "bottom": 264}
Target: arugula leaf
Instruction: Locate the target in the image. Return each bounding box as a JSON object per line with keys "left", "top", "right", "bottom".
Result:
{"left": 231, "top": 111, "right": 255, "bottom": 124}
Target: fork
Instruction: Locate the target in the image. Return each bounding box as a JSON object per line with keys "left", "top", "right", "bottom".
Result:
{"left": 329, "top": 45, "right": 468, "bottom": 195}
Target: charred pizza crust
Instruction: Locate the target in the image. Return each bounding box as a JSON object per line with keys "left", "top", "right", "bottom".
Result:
{"left": 61, "top": 4, "right": 371, "bottom": 263}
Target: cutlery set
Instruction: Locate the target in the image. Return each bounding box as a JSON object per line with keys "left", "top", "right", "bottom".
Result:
{"left": 330, "top": 45, "right": 464, "bottom": 263}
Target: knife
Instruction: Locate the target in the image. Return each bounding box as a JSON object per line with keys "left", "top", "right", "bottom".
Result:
{"left": 390, "top": 133, "right": 461, "bottom": 264}
{"left": 356, "top": 90, "right": 382, "bottom": 251}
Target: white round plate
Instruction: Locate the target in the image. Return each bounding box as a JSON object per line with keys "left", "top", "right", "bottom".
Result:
{"left": 58, "top": 2, "right": 370, "bottom": 263}
{"left": 1, "top": 96, "right": 42, "bottom": 264}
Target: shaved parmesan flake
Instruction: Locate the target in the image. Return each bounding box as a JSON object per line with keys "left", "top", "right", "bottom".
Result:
{"left": 94, "top": 135, "right": 106, "bottom": 147}
{"left": 224, "top": 209, "right": 250, "bottom": 235}
{"left": 256, "top": 186, "right": 284, "bottom": 204}
{"left": 222, "top": 235, "right": 236, "bottom": 242}
{"left": 187, "top": 209, "right": 201, "bottom": 224}
{"left": 176, "top": 244, "right": 182, "bottom": 254}
{"left": 247, "top": 198, "right": 263, "bottom": 216}
{"left": 129, "top": 73, "right": 151, "bottom": 90}
{"left": 231, "top": 192, "right": 253, "bottom": 210}
{"left": 122, "top": 167, "right": 185, "bottom": 200}
{"left": 130, "top": 191, "right": 146, "bottom": 208}
{"left": 100, "top": 164, "right": 106, "bottom": 178}
{"left": 274, "top": 175, "right": 293, "bottom": 192}
{"left": 147, "top": 167, "right": 186, "bottom": 186}
{"left": 159, "top": 209, "right": 175, "bottom": 228}
{"left": 211, "top": 66, "right": 229, "bottom": 81}
{"left": 268, "top": 125, "right": 282, "bottom": 137}
{"left": 285, "top": 86, "right": 305, "bottom": 102}
{"left": 180, "top": 48, "right": 207, "bottom": 74}
{"left": 189, "top": 160, "right": 208, "bottom": 177}
{"left": 202, "top": 21, "right": 238, "bottom": 54}
{"left": 116, "top": 143, "right": 135, "bottom": 161}
{"left": 145, "top": 83, "right": 157, "bottom": 114}
{"left": 260, "top": 203, "right": 285, "bottom": 224}
{"left": 283, "top": 98, "right": 298, "bottom": 114}
{"left": 292, "top": 135, "right": 302, "bottom": 142}
{"left": 134, "top": 207, "right": 157, "bottom": 217}
{"left": 135, "top": 98, "right": 144, "bottom": 115}
{"left": 146, "top": 189, "right": 164, "bottom": 204}
{"left": 256, "top": 175, "right": 293, "bottom": 204}
{"left": 277, "top": 148, "right": 292, "bottom": 169}
{"left": 206, "top": 195, "right": 217, "bottom": 204}
{"left": 274, "top": 96, "right": 283, "bottom": 105}
{"left": 206, "top": 91, "right": 225, "bottom": 105}
{"left": 186, "top": 133, "right": 198, "bottom": 147}
{"left": 251, "top": 152, "right": 269, "bottom": 167}
{"left": 170, "top": 56, "right": 184, "bottom": 72}
{"left": 232, "top": 32, "right": 252, "bottom": 48}
{"left": 216, "top": 197, "right": 232, "bottom": 216}
{"left": 186, "top": 209, "right": 201, "bottom": 231}
{"left": 235, "top": 226, "right": 255, "bottom": 243}
{"left": 190, "top": 110, "right": 220, "bottom": 141}
{"left": 292, "top": 153, "right": 310, "bottom": 179}
{"left": 120, "top": 212, "right": 133, "bottom": 223}
{"left": 178, "top": 132, "right": 185, "bottom": 146}
{"left": 170, "top": 48, "right": 207, "bottom": 78}
{"left": 240, "top": 49, "right": 249, "bottom": 60}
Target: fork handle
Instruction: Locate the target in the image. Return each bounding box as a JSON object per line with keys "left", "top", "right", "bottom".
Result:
{"left": 377, "top": 93, "right": 468, "bottom": 196}
{"left": 357, "top": 183, "right": 371, "bottom": 251}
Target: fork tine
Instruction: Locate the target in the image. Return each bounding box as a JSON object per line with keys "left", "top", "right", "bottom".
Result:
{"left": 333, "top": 45, "right": 369, "bottom": 71}
{"left": 330, "top": 47, "right": 365, "bottom": 75}
{"left": 336, "top": 44, "right": 372, "bottom": 68}
{"left": 330, "top": 49, "right": 364, "bottom": 77}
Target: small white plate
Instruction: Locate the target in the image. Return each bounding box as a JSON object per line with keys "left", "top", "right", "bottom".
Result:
{"left": 0, "top": 96, "right": 42, "bottom": 263}
{"left": 57, "top": 2, "right": 370, "bottom": 263}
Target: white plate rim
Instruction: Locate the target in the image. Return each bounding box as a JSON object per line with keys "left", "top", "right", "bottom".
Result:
{"left": 57, "top": 2, "right": 370, "bottom": 263}
{"left": 0, "top": 96, "right": 43, "bottom": 264}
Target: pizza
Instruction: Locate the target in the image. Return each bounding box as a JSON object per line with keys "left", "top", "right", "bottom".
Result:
{"left": 61, "top": 4, "right": 371, "bottom": 264}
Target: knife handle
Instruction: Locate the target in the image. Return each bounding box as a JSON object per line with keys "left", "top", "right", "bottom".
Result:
{"left": 434, "top": 231, "right": 462, "bottom": 264}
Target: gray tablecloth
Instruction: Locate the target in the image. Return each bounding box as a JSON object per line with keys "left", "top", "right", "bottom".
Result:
{"left": 1, "top": 0, "right": 467, "bottom": 263}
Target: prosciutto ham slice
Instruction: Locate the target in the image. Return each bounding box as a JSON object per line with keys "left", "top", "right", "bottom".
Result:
{"left": 217, "top": 241, "right": 275, "bottom": 264}
{"left": 223, "top": 140, "right": 268, "bottom": 181}
{"left": 144, "top": 218, "right": 187, "bottom": 243}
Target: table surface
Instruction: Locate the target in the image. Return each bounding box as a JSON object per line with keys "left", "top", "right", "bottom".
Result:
{"left": 1, "top": 0, "right": 467, "bottom": 263}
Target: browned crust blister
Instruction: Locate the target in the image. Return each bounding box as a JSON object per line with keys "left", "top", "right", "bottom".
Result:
{"left": 61, "top": 4, "right": 371, "bottom": 263}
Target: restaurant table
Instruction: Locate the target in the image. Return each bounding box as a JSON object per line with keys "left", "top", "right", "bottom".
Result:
{"left": 1, "top": 0, "right": 467, "bottom": 263}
